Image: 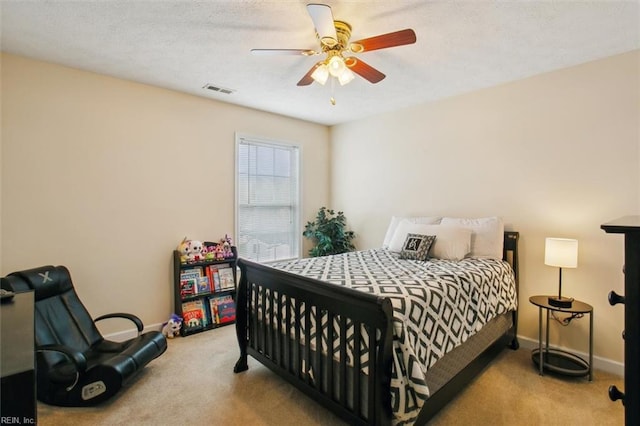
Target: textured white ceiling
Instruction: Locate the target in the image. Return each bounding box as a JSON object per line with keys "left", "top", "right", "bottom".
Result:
{"left": 1, "top": 1, "right": 638, "bottom": 126}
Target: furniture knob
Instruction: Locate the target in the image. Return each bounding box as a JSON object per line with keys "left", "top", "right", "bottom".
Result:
{"left": 608, "top": 385, "right": 625, "bottom": 404}
{"left": 608, "top": 291, "right": 625, "bottom": 306}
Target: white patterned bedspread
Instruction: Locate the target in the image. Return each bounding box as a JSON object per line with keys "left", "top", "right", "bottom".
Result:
{"left": 271, "top": 248, "right": 517, "bottom": 424}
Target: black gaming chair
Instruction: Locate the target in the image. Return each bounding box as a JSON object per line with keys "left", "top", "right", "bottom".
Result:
{"left": 0, "top": 265, "right": 167, "bottom": 406}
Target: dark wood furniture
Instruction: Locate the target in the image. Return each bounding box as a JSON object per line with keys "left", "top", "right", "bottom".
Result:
{"left": 173, "top": 246, "right": 238, "bottom": 336}
{"left": 601, "top": 216, "right": 640, "bottom": 425}
{"left": 1, "top": 291, "right": 37, "bottom": 423}
{"left": 234, "top": 231, "right": 519, "bottom": 425}
{"left": 529, "top": 295, "right": 593, "bottom": 380}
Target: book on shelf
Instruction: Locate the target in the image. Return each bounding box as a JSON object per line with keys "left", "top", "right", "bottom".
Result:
{"left": 180, "top": 278, "right": 198, "bottom": 298}
{"left": 209, "top": 294, "right": 235, "bottom": 325}
{"left": 206, "top": 265, "right": 221, "bottom": 292}
{"left": 208, "top": 297, "right": 220, "bottom": 324}
{"left": 204, "top": 266, "right": 213, "bottom": 292}
{"left": 218, "top": 267, "right": 235, "bottom": 290}
{"left": 181, "top": 299, "right": 208, "bottom": 331}
{"left": 180, "top": 267, "right": 202, "bottom": 282}
{"left": 217, "top": 299, "right": 236, "bottom": 324}
{"left": 197, "top": 276, "right": 210, "bottom": 294}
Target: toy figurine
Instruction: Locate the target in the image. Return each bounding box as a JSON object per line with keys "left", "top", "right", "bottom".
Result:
{"left": 220, "top": 234, "right": 234, "bottom": 258}
{"left": 215, "top": 244, "right": 225, "bottom": 260}
{"left": 203, "top": 244, "right": 217, "bottom": 260}
{"left": 186, "top": 240, "right": 204, "bottom": 262}
{"left": 161, "top": 314, "right": 182, "bottom": 338}
{"left": 177, "top": 237, "right": 190, "bottom": 263}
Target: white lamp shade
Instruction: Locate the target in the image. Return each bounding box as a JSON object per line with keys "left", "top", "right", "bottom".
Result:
{"left": 544, "top": 238, "right": 578, "bottom": 268}
{"left": 311, "top": 64, "right": 329, "bottom": 85}
{"left": 338, "top": 67, "right": 355, "bottom": 85}
{"left": 328, "top": 56, "right": 346, "bottom": 77}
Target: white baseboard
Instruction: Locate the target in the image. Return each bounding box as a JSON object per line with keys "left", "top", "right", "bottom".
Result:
{"left": 517, "top": 335, "right": 624, "bottom": 377}
{"left": 102, "top": 328, "right": 624, "bottom": 377}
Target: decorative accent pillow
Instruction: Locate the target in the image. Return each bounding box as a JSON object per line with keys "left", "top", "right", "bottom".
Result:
{"left": 440, "top": 216, "right": 504, "bottom": 259}
{"left": 382, "top": 216, "right": 441, "bottom": 248}
{"left": 399, "top": 234, "right": 436, "bottom": 261}
{"left": 389, "top": 222, "right": 472, "bottom": 261}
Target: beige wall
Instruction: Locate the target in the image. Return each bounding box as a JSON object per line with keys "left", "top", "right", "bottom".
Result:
{"left": 2, "top": 50, "right": 639, "bottom": 368}
{"left": 1, "top": 53, "right": 330, "bottom": 333}
{"left": 331, "top": 51, "right": 640, "bottom": 366}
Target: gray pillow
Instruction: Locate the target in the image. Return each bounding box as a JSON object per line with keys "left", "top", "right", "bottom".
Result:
{"left": 399, "top": 234, "right": 436, "bottom": 261}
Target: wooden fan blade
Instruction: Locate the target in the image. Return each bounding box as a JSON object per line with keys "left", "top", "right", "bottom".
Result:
{"left": 297, "top": 62, "right": 322, "bottom": 86}
{"left": 307, "top": 3, "right": 337, "bottom": 46}
{"left": 251, "top": 48, "right": 318, "bottom": 56}
{"left": 347, "top": 58, "right": 386, "bottom": 84}
{"left": 350, "top": 29, "right": 416, "bottom": 53}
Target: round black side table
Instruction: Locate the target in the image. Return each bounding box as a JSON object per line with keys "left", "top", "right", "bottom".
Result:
{"left": 529, "top": 295, "right": 593, "bottom": 381}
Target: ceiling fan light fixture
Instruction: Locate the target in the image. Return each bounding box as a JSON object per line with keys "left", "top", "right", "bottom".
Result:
{"left": 311, "top": 64, "right": 329, "bottom": 85}
{"left": 255, "top": 4, "right": 416, "bottom": 90}
{"left": 338, "top": 67, "right": 355, "bottom": 85}
{"left": 328, "top": 55, "right": 346, "bottom": 77}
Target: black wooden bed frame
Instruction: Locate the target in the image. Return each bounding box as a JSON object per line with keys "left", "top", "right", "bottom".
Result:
{"left": 234, "top": 231, "right": 520, "bottom": 425}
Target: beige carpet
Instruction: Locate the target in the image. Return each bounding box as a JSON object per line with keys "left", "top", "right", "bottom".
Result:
{"left": 37, "top": 325, "right": 624, "bottom": 425}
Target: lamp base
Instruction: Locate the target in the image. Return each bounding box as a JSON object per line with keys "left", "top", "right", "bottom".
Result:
{"left": 548, "top": 296, "right": 574, "bottom": 308}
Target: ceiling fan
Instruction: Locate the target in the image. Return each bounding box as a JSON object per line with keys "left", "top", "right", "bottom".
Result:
{"left": 251, "top": 3, "right": 416, "bottom": 99}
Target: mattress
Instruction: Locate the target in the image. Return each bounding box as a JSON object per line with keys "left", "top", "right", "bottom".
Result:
{"left": 424, "top": 311, "right": 513, "bottom": 394}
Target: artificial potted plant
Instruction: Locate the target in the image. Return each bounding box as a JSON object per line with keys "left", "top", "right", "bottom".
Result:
{"left": 303, "top": 207, "right": 356, "bottom": 257}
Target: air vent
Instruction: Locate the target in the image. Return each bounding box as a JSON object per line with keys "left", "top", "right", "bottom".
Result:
{"left": 202, "top": 84, "right": 235, "bottom": 95}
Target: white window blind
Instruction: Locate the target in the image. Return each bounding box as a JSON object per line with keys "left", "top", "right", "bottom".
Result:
{"left": 236, "top": 136, "right": 300, "bottom": 262}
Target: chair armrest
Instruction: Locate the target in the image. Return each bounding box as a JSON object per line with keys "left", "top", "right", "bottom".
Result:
{"left": 95, "top": 313, "right": 144, "bottom": 332}
{"left": 37, "top": 344, "right": 88, "bottom": 373}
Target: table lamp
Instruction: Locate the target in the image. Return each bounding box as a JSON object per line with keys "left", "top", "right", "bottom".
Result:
{"left": 545, "top": 237, "right": 578, "bottom": 308}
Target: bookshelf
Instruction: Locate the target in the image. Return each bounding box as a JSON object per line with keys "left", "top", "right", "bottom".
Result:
{"left": 173, "top": 246, "right": 238, "bottom": 337}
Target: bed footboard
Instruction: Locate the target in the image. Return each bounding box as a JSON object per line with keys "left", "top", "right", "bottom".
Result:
{"left": 234, "top": 259, "right": 395, "bottom": 425}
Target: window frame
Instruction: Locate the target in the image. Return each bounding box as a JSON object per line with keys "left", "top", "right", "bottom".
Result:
{"left": 234, "top": 133, "right": 302, "bottom": 263}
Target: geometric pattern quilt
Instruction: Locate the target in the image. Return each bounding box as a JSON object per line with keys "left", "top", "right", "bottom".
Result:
{"left": 271, "top": 249, "right": 517, "bottom": 425}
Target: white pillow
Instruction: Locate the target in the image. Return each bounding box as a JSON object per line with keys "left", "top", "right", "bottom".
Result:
{"left": 440, "top": 216, "right": 504, "bottom": 259}
{"left": 389, "top": 222, "right": 472, "bottom": 261}
{"left": 382, "top": 216, "right": 441, "bottom": 248}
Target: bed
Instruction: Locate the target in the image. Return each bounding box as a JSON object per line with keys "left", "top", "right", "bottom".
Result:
{"left": 233, "top": 219, "right": 519, "bottom": 425}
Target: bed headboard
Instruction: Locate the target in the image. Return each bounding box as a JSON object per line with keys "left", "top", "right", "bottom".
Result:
{"left": 502, "top": 231, "right": 519, "bottom": 285}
